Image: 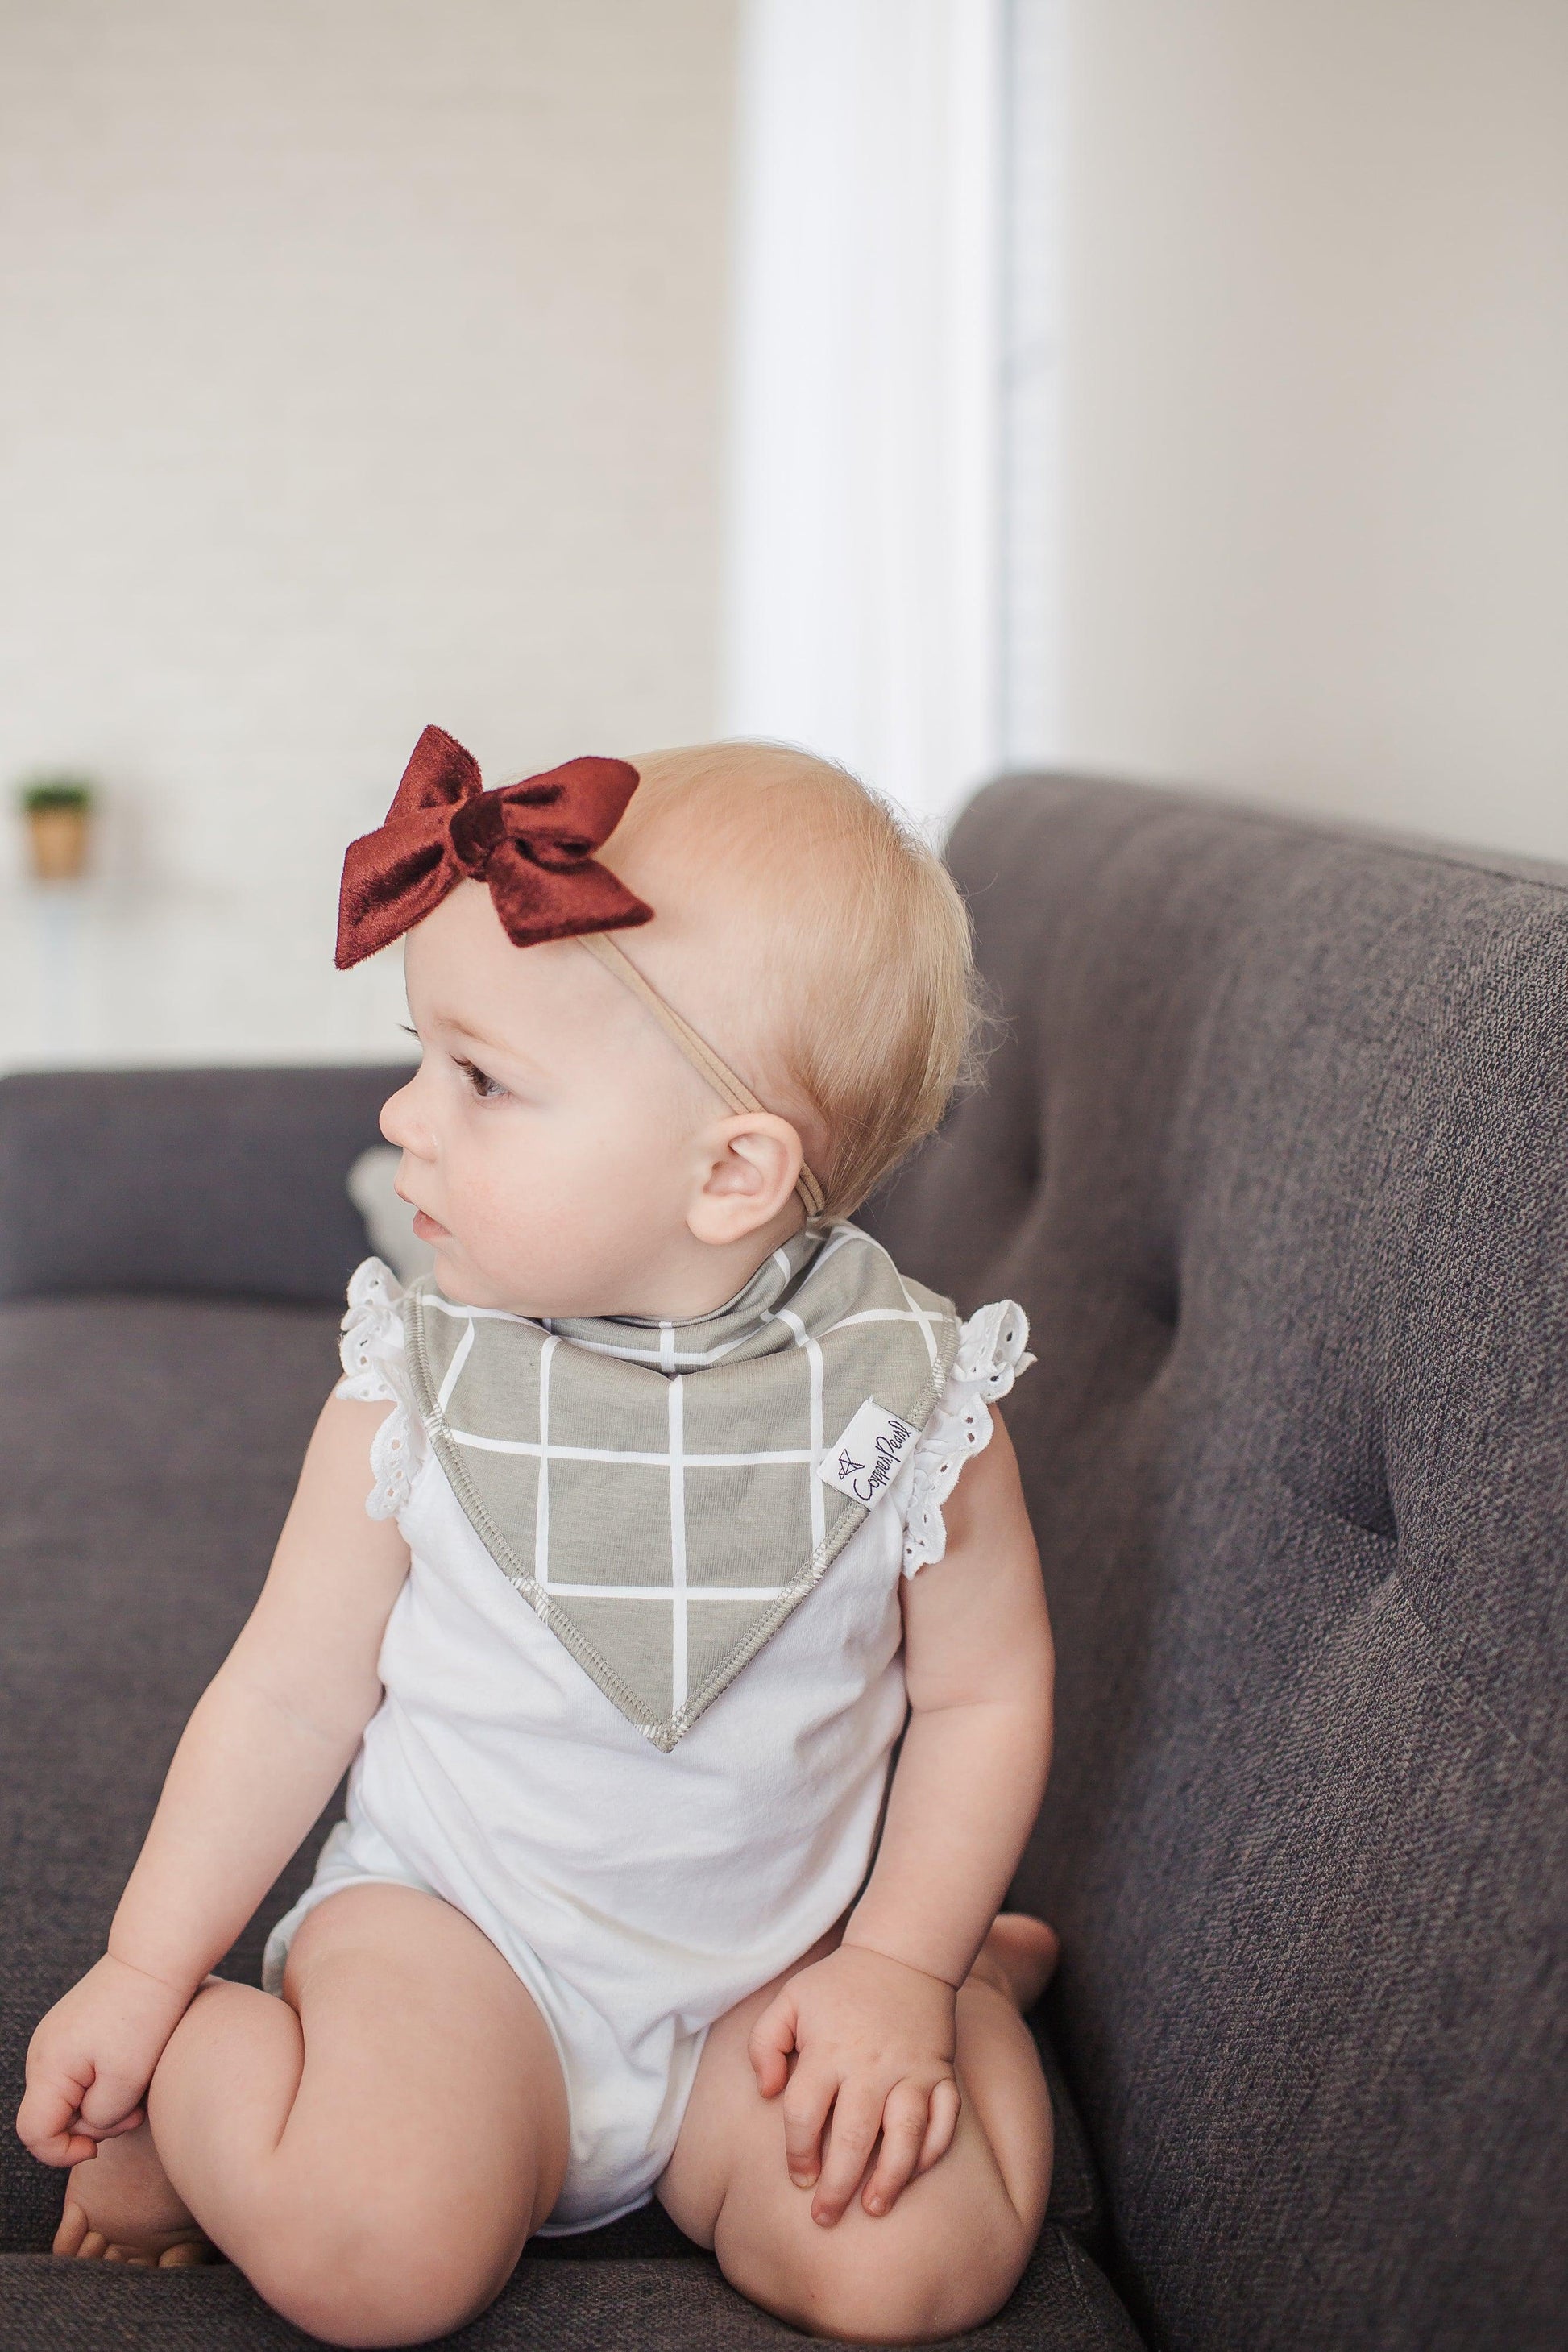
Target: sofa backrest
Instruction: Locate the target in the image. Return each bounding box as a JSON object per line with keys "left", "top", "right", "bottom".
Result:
{"left": 863, "top": 777, "right": 1568, "bottom": 2352}
{"left": 0, "top": 1064, "right": 407, "bottom": 1302}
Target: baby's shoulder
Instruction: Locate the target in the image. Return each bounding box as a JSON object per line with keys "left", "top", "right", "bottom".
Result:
{"left": 898, "top": 1298, "right": 1035, "bottom": 1578}
{"left": 336, "top": 1255, "right": 409, "bottom": 1398}
{"left": 334, "top": 1257, "right": 427, "bottom": 1520}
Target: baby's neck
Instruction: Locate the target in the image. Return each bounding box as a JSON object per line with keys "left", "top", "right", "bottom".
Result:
{"left": 438, "top": 1208, "right": 813, "bottom": 1326}
{"left": 592, "top": 1210, "right": 807, "bottom": 1325}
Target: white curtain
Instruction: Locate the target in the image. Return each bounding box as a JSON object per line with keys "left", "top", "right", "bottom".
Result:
{"left": 721, "top": 0, "right": 1004, "bottom": 837}
{"left": 996, "top": 0, "right": 1064, "bottom": 772}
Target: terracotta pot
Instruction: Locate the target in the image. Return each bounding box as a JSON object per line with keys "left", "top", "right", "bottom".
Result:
{"left": 26, "top": 806, "right": 91, "bottom": 881}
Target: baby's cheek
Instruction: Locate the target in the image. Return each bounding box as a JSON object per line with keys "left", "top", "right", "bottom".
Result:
{"left": 483, "top": 1127, "right": 612, "bottom": 1259}
{"left": 580, "top": 1093, "right": 687, "bottom": 1198}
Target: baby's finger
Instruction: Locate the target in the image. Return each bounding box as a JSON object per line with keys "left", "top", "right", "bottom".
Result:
{"left": 85, "top": 2105, "right": 146, "bottom": 2143}
{"left": 861, "top": 2079, "right": 932, "bottom": 2216}
{"left": 15, "top": 2078, "right": 93, "bottom": 2169}
{"left": 811, "top": 2085, "right": 885, "bottom": 2225}
{"left": 913, "top": 2075, "right": 962, "bottom": 2176}
{"left": 780, "top": 2064, "right": 837, "bottom": 2188}
{"left": 15, "top": 2097, "right": 93, "bottom": 2163}
{"left": 77, "top": 2073, "right": 147, "bottom": 2136}
{"left": 746, "top": 1995, "right": 799, "bottom": 2100}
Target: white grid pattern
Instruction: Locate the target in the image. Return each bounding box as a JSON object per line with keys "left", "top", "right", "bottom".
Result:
{"left": 412, "top": 1225, "right": 959, "bottom": 1730}
{"left": 513, "top": 1326, "right": 787, "bottom": 1609}
{"left": 769, "top": 1304, "right": 828, "bottom": 1560}
{"left": 669, "top": 1377, "right": 687, "bottom": 1708}
{"left": 535, "top": 1333, "right": 558, "bottom": 1593}
{"left": 437, "top": 1345, "right": 931, "bottom": 1607}
{"left": 451, "top": 1437, "right": 817, "bottom": 1467}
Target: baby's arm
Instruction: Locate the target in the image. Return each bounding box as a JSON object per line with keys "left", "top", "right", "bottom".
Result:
{"left": 843, "top": 1411, "right": 1054, "bottom": 1986}
{"left": 15, "top": 1391, "right": 410, "bottom": 2169}
{"left": 748, "top": 1410, "right": 1053, "bottom": 2225}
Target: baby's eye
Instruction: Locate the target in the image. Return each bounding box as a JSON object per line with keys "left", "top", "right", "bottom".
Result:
{"left": 457, "top": 1058, "right": 507, "bottom": 1103}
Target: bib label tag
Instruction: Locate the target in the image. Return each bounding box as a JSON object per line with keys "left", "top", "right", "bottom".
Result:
{"left": 820, "top": 1399, "right": 920, "bottom": 1508}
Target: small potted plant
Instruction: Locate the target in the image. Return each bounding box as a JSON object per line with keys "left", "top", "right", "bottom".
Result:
{"left": 19, "top": 774, "right": 97, "bottom": 881}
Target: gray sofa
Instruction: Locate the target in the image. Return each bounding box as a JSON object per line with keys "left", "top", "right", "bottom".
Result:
{"left": 2, "top": 775, "right": 1563, "bottom": 2350}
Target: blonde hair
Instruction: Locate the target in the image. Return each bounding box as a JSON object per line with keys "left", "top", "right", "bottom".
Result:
{"left": 611, "top": 741, "right": 984, "bottom": 1220}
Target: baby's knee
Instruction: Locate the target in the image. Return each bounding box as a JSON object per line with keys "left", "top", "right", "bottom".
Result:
{"left": 718, "top": 2198, "right": 1035, "bottom": 2346}
{"left": 247, "top": 2245, "right": 499, "bottom": 2348}
{"left": 242, "top": 2182, "right": 513, "bottom": 2348}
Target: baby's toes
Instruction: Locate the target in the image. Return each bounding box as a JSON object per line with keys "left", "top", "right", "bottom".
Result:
{"left": 975, "top": 1914, "right": 1060, "bottom": 2010}
{"left": 55, "top": 2203, "right": 114, "bottom": 2262}
{"left": 52, "top": 2201, "right": 89, "bottom": 2259}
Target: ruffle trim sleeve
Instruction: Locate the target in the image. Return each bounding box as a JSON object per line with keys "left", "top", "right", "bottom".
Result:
{"left": 334, "top": 1255, "right": 427, "bottom": 1521}
{"left": 901, "top": 1300, "right": 1035, "bottom": 1578}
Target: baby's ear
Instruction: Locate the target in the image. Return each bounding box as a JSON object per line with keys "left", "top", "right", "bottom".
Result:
{"left": 685, "top": 1114, "right": 805, "bottom": 1247}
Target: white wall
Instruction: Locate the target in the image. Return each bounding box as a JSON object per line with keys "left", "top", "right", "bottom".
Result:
{"left": 0, "top": 0, "right": 736, "bottom": 1070}
{"left": 1055, "top": 0, "right": 1568, "bottom": 861}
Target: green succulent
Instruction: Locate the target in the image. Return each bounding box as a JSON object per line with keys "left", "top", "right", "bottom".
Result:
{"left": 21, "top": 774, "right": 96, "bottom": 815}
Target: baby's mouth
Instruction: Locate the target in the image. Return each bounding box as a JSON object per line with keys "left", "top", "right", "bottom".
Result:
{"left": 393, "top": 1179, "right": 449, "bottom": 1242}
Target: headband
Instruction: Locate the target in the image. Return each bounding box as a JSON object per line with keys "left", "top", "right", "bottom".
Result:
{"left": 336, "top": 725, "right": 827, "bottom": 1220}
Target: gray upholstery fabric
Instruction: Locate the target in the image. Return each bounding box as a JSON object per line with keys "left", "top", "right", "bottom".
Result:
{"left": 0, "top": 1292, "right": 1124, "bottom": 2348}
{"left": 0, "top": 2222, "right": 1143, "bottom": 2352}
{"left": 862, "top": 776, "right": 1568, "bottom": 2352}
{"left": 0, "top": 1064, "right": 409, "bottom": 1304}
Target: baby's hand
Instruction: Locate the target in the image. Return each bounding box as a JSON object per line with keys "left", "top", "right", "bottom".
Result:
{"left": 16, "top": 1952, "right": 191, "bottom": 2168}
{"left": 747, "top": 1942, "right": 960, "bottom": 2225}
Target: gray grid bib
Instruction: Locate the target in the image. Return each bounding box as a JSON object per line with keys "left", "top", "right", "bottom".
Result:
{"left": 400, "top": 1222, "right": 962, "bottom": 1749}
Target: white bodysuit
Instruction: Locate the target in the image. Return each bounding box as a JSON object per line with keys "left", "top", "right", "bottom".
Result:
{"left": 263, "top": 1251, "right": 1031, "bottom": 2234}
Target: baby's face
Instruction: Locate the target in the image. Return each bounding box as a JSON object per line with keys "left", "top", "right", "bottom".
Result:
{"left": 379, "top": 881, "right": 774, "bottom": 1317}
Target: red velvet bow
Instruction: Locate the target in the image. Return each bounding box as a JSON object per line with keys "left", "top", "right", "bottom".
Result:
{"left": 334, "top": 725, "right": 652, "bottom": 969}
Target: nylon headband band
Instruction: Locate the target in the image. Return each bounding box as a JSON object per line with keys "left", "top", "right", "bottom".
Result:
{"left": 575, "top": 930, "right": 828, "bottom": 1220}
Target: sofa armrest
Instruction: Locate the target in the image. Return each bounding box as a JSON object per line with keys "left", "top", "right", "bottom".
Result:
{"left": 0, "top": 1065, "right": 409, "bottom": 1304}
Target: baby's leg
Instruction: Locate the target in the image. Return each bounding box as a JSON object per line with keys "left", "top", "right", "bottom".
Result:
{"left": 61, "top": 1883, "right": 569, "bottom": 2348}
{"left": 657, "top": 1914, "right": 1057, "bottom": 2346}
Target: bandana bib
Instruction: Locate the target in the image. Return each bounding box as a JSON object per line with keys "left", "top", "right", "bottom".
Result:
{"left": 399, "top": 1222, "right": 962, "bottom": 1749}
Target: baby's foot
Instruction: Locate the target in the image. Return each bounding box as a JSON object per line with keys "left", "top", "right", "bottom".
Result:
{"left": 53, "top": 2118, "right": 216, "bottom": 2269}
{"left": 966, "top": 1913, "right": 1060, "bottom": 2013}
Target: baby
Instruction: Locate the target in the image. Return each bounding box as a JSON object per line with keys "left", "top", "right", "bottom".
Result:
{"left": 17, "top": 731, "right": 1058, "bottom": 2347}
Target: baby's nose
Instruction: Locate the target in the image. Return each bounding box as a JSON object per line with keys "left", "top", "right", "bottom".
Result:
{"left": 379, "top": 1080, "right": 431, "bottom": 1156}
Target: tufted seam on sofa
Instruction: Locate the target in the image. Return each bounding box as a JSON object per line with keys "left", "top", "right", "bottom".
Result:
{"left": 1383, "top": 1572, "right": 1566, "bottom": 1796}
{"left": 1271, "top": 1468, "right": 1400, "bottom": 1551}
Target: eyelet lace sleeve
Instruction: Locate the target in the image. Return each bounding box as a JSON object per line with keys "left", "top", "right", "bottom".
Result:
{"left": 334, "top": 1255, "right": 425, "bottom": 1521}
{"left": 901, "top": 1300, "right": 1035, "bottom": 1577}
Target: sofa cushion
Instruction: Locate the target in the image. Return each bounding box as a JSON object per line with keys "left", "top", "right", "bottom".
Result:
{"left": 0, "top": 1295, "right": 348, "bottom": 2260}
{"left": 0, "top": 1064, "right": 407, "bottom": 1305}
{"left": 863, "top": 777, "right": 1568, "bottom": 2352}
{"left": 0, "top": 1289, "right": 1133, "bottom": 2347}
{"left": 0, "top": 2221, "right": 1143, "bottom": 2351}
